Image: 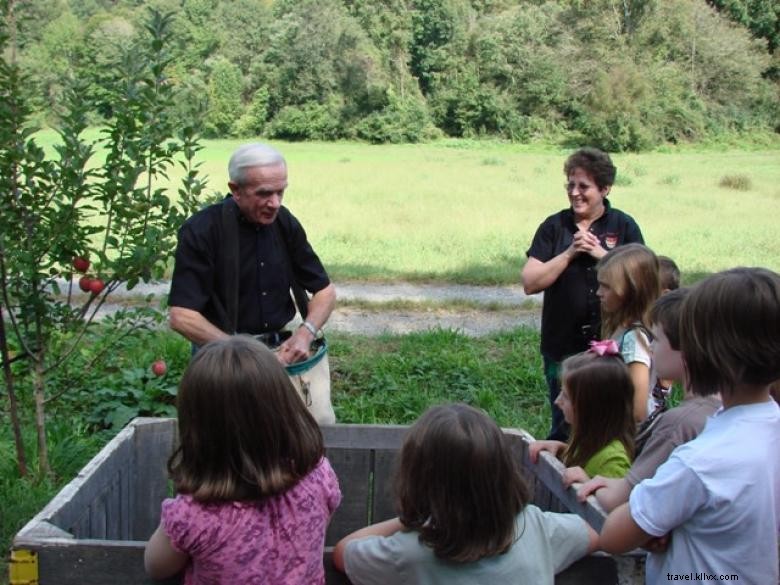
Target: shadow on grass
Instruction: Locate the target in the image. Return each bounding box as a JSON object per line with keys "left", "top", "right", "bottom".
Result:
{"left": 328, "top": 255, "right": 524, "bottom": 286}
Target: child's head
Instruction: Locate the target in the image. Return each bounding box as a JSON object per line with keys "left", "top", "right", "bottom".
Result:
{"left": 169, "top": 336, "right": 324, "bottom": 501}
{"left": 658, "top": 255, "right": 681, "bottom": 292}
{"left": 648, "top": 288, "right": 690, "bottom": 386}
{"left": 597, "top": 243, "right": 661, "bottom": 336}
{"left": 558, "top": 347, "right": 635, "bottom": 467}
{"left": 680, "top": 267, "right": 780, "bottom": 400}
{"left": 395, "top": 404, "right": 530, "bottom": 563}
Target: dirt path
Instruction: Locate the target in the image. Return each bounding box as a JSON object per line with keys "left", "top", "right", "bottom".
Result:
{"left": 76, "top": 280, "right": 543, "bottom": 337}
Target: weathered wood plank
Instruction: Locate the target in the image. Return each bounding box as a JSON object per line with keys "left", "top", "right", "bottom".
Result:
{"left": 321, "top": 424, "right": 407, "bottom": 450}
{"left": 371, "top": 449, "right": 398, "bottom": 524}
{"left": 520, "top": 437, "right": 609, "bottom": 532}
{"left": 17, "top": 539, "right": 179, "bottom": 585}
{"left": 325, "top": 447, "right": 372, "bottom": 545}
{"left": 15, "top": 423, "right": 137, "bottom": 542}
{"left": 131, "top": 419, "right": 177, "bottom": 540}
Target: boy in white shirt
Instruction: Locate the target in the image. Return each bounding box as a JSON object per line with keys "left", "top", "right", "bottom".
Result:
{"left": 599, "top": 267, "right": 780, "bottom": 585}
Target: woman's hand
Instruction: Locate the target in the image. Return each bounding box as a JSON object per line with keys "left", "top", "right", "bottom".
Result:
{"left": 529, "top": 440, "right": 567, "bottom": 463}
{"left": 572, "top": 230, "right": 606, "bottom": 259}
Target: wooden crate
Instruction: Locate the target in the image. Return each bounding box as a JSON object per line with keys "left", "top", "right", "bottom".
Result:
{"left": 11, "top": 418, "right": 643, "bottom": 584}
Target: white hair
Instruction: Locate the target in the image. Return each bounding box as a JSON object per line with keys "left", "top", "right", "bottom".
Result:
{"left": 228, "top": 143, "right": 286, "bottom": 185}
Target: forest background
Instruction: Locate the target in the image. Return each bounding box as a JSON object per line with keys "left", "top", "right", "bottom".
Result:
{"left": 13, "top": 0, "right": 780, "bottom": 151}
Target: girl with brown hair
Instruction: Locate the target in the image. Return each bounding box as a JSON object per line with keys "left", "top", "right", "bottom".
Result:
{"left": 334, "top": 404, "right": 597, "bottom": 584}
{"left": 596, "top": 242, "right": 661, "bottom": 422}
{"left": 144, "top": 336, "right": 341, "bottom": 584}
{"left": 530, "top": 343, "right": 635, "bottom": 485}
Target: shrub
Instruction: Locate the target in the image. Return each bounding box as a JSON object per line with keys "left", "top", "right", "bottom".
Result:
{"left": 267, "top": 100, "right": 341, "bottom": 140}
{"left": 354, "top": 93, "right": 435, "bottom": 143}
{"left": 719, "top": 174, "right": 752, "bottom": 191}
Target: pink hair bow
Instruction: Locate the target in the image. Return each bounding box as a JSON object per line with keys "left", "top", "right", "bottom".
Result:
{"left": 588, "top": 339, "right": 620, "bottom": 357}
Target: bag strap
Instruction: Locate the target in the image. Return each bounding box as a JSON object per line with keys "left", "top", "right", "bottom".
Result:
{"left": 619, "top": 322, "right": 654, "bottom": 352}
{"left": 273, "top": 214, "right": 310, "bottom": 321}
{"left": 221, "top": 198, "right": 240, "bottom": 334}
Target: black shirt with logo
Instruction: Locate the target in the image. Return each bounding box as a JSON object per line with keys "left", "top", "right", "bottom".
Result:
{"left": 526, "top": 200, "right": 644, "bottom": 361}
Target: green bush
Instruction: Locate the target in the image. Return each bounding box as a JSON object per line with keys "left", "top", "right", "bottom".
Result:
{"left": 267, "top": 100, "right": 341, "bottom": 141}
{"left": 354, "top": 93, "right": 436, "bottom": 143}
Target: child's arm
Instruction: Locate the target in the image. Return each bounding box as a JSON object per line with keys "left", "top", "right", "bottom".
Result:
{"left": 627, "top": 362, "right": 650, "bottom": 422}
{"left": 144, "top": 521, "right": 189, "bottom": 579}
{"left": 599, "top": 502, "right": 653, "bottom": 554}
{"left": 332, "top": 518, "right": 405, "bottom": 573}
{"left": 576, "top": 476, "right": 632, "bottom": 512}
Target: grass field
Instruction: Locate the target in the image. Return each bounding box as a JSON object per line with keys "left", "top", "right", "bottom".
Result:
{"left": 35, "top": 131, "right": 780, "bottom": 284}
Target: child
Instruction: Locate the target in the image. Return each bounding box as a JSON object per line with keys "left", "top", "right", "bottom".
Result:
{"left": 600, "top": 268, "right": 780, "bottom": 585}
{"left": 333, "top": 404, "right": 598, "bottom": 584}
{"left": 596, "top": 243, "right": 661, "bottom": 422}
{"left": 144, "top": 336, "right": 342, "bottom": 584}
{"left": 657, "top": 255, "right": 680, "bottom": 292}
{"left": 574, "top": 289, "right": 721, "bottom": 511}
{"left": 530, "top": 344, "right": 634, "bottom": 484}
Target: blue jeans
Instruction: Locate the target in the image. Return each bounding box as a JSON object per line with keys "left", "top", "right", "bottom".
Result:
{"left": 543, "top": 355, "right": 570, "bottom": 442}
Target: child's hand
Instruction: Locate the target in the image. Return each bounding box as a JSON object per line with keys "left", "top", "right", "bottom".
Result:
{"left": 562, "top": 466, "right": 591, "bottom": 487}
{"left": 529, "top": 440, "right": 566, "bottom": 463}
{"left": 576, "top": 476, "right": 610, "bottom": 502}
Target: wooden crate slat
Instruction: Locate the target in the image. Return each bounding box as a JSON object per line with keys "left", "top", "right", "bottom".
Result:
{"left": 321, "top": 424, "right": 407, "bottom": 450}
{"left": 131, "top": 419, "right": 177, "bottom": 540}
{"left": 325, "top": 447, "right": 372, "bottom": 546}
{"left": 371, "top": 449, "right": 398, "bottom": 524}
{"left": 23, "top": 424, "right": 137, "bottom": 540}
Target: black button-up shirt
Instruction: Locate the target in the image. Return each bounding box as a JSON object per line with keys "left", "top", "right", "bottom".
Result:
{"left": 169, "top": 197, "right": 330, "bottom": 334}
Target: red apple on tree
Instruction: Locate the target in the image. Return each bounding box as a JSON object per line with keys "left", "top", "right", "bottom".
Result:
{"left": 72, "top": 256, "right": 90, "bottom": 273}
{"left": 78, "top": 276, "right": 93, "bottom": 292}
{"left": 151, "top": 360, "right": 167, "bottom": 377}
{"left": 88, "top": 278, "right": 105, "bottom": 295}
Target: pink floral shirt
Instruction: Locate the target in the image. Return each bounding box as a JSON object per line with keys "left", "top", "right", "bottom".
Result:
{"left": 161, "top": 457, "right": 341, "bottom": 585}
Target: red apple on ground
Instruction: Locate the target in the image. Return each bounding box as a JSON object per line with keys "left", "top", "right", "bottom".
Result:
{"left": 151, "top": 360, "right": 167, "bottom": 377}
{"left": 72, "top": 256, "right": 90, "bottom": 273}
{"left": 88, "top": 278, "right": 105, "bottom": 295}
{"left": 78, "top": 276, "right": 92, "bottom": 292}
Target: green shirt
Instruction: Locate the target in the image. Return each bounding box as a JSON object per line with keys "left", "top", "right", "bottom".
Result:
{"left": 584, "top": 439, "right": 631, "bottom": 478}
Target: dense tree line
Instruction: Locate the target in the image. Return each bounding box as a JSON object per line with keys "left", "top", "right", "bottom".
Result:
{"left": 8, "top": 0, "right": 779, "bottom": 150}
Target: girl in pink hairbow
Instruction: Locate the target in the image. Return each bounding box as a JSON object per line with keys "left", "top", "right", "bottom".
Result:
{"left": 530, "top": 346, "right": 635, "bottom": 485}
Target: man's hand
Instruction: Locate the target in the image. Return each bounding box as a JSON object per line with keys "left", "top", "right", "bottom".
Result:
{"left": 276, "top": 327, "right": 313, "bottom": 365}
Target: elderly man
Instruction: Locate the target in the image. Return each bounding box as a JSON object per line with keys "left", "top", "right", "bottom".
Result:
{"left": 169, "top": 143, "right": 337, "bottom": 421}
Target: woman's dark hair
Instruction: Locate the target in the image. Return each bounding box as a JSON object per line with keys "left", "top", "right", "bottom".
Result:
{"left": 563, "top": 147, "right": 617, "bottom": 189}
{"left": 648, "top": 288, "right": 689, "bottom": 351}
{"left": 561, "top": 352, "right": 635, "bottom": 468}
{"left": 680, "top": 268, "right": 780, "bottom": 399}
{"left": 168, "top": 336, "right": 324, "bottom": 501}
{"left": 395, "top": 404, "right": 530, "bottom": 563}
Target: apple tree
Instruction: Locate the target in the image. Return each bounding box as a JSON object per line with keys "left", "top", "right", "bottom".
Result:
{"left": 0, "top": 4, "right": 206, "bottom": 476}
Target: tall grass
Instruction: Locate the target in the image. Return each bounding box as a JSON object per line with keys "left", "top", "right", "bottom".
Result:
{"left": 33, "top": 132, "right": 780, "bottom": 284}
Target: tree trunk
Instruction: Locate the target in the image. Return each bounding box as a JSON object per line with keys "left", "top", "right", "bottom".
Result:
{"left": 33, "top": 358, "right": 50, "bottom": 476}
{"left": 0, "top": 305, "right": 28, "bottom": 477}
